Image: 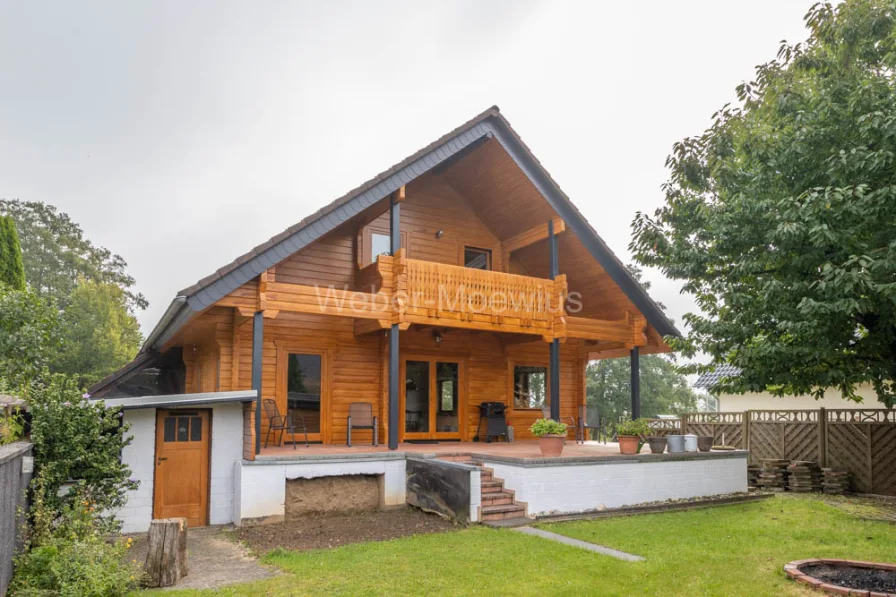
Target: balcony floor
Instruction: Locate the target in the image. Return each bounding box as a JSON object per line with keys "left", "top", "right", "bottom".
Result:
{"left": 257, "top": 440, "right": 623, "bottom": 461}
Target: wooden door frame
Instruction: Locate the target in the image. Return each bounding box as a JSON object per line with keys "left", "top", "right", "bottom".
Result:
{"left": 152, "top": 408, "right": 211, "bottom": 527}
{"left": 399, "top": 352, "right": 466, "bottom": 441}
{"left": 275, "top": 343, "right": 333, "bottom": 444}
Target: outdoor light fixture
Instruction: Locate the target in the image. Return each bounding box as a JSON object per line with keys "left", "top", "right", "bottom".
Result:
{"left": 435, "top": 229, "right": 444, "bottom": 238}
{"left": 434, "top": 331, "right": 443, "bottom": 346}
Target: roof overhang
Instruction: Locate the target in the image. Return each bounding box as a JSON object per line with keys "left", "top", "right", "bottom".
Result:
{"left": 99, "top": 389, "right": 258, "bottom": 411}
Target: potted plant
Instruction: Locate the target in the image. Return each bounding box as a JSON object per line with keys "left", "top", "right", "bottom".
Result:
{"left": 647, "top": 435, "right": 668, "bottom": 454}
{"left": 615, "top": 418, "right": 650, "bottom": 455}
{"left": 530, "top": 418, "right": 568, "bottom": 457}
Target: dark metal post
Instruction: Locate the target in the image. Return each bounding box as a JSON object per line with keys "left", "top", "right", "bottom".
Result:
{"left": 630, "top": 346, "right": 641, "bottom": 420}
{"left": 548, "top": 220, "right": 560, "bottom": 421}
{"left": 252, "top": 310, "right": 264, "bottom": 454}
{"left": 388, "top": 192, "right": 401, "bottom": 449}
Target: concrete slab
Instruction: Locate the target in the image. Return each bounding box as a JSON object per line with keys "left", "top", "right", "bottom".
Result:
{"left": 511, "top": 526, "right": 645, "bottom": 562}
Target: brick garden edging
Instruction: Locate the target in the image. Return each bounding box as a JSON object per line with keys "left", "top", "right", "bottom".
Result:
{"left": 784, "top": 558, "right": 896, "bottom": 596}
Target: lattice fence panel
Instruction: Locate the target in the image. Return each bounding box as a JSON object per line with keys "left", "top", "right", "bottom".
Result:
{"left": 871, "top": 425, "right": 896, "bottom": 496}
{"left": 681, "top": 413, "right": 744, "bottom": 447}
{"left": 826, "top": 421, "right": 871, "bottom": 493}
{"left": 748, "top": 422, "right": 784, "bottom": 463}
{"left": 645, "top": 419, "right": 680, "bottom": 437}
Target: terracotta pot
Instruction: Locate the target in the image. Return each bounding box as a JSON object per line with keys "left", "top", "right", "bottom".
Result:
{"left": 538, "top": 434, "right": 566, "bottom": 457}
{"left": 618, "top": 435, "right": 642, "bottom": 455}
{"left": 697, "top": 436, "right": 714, "bottom": 452}
{"left": 647, "top": 436, "right": 668, "bottom": 454}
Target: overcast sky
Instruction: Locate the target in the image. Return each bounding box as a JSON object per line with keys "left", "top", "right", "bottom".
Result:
{"left": 0, "top": 1, "right": 812, "bottom": 335}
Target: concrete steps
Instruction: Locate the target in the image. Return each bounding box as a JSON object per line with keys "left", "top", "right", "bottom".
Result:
{"left": 434, "top": 454, "right": 530, "bottom": 523}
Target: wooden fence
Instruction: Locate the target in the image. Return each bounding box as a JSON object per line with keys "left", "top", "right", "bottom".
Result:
{"left": 671, "top": 409, "right": 896, "bottom": 496}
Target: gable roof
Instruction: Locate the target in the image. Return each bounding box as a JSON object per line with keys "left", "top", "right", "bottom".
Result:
{"left": 694, "top": 364, "right": 742, "bottom": 390}
{"left": 141, "top": 105, "right": 680, "bottom": 352}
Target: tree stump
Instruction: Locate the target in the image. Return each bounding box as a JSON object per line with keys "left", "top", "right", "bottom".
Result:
{"left": 144, "top": 518, "right": 188, "bottom": 587}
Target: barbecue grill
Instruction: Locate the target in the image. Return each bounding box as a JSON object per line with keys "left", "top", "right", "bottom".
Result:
{"left": 474, "top": 401, "right": 508, "bottom": 442}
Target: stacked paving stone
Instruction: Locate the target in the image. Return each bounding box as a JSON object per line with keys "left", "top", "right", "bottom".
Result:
{"left": 747, "top": 465, "right": 761, "bottom": 489}
{"left": 757, "top": 459, "right": 790, "bottom": 492}
{"left": 787, "top": 461, "right": 823, "bottom": 493}
{"left": 821, "top": 469, "right": 851, "bottom": 494}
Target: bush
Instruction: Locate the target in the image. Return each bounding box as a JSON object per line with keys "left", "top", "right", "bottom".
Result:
{"left": 615, "top": 418, "right": 651, "bottom": 437}
{"left": 529, "top": 418, "right": 568, "bottom": 437}
{"left": 11, "top": 479, "right": 142, "bottom": 596}
{"left": 27, "top": 373, "right": 137, "bottom": 530}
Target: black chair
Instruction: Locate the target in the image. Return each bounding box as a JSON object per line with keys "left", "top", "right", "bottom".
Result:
{"left": 262, "top": 398, "right": 307, "bottom": 449}
{"left": 541, "top": 406, "right": 577, "bottom": 437}
{"left": 347, "top": 402, "right": 378, "bottom": 447}
{"left": 577, "top": 405, "right": 605, "bottom": 444}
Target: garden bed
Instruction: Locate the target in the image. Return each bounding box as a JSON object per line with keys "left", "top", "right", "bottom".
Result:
{"left": 237, "top": 507, "right": 455, "bottom": 553}
{"left": 785, "top": 558, "right": 896, "bottom": 595}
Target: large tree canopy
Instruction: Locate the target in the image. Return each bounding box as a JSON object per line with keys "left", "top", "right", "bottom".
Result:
{"left": 0, "top": 200, "right": 147, "bottom": 312}
{"left": 631, "top": 1, "right": 896, "bottom": 407}
{"left": 56, "top": 280, "right": 143, "bottom": 388}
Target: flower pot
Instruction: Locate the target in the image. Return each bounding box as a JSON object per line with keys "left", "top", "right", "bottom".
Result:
{"left": 538, "top": 434, "right": 565, "bottom": 457}
{"left": 697, "top": 436, "right": 714, "bottom": 452}
{"left": 647, "top": 436, "right": 668, "bottom": 454}
{"left": 617, "top": 435, "right": 641, "bottom": 455}
{"left": 684, "top": 434, "right": 699, "bottom": 452}
{"left": 666, "top": 435, "right": 685, "bottom": 453}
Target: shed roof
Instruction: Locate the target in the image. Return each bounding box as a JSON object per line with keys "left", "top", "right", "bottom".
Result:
{"left": 99, "top": 390, "right": 257, "bottom": 410}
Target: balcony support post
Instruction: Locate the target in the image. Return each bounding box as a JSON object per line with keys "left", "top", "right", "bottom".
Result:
{"left": 548, "top": 219, "right": 561, "bottom": 422}
{"left": 388, "top": 188, "right": 403, "bottom": 450}
{"left": 252, "top": 310, "right": 263, "bottom": 455}
{"left": 630, "top": 346, "right": 641, "bottom": 420}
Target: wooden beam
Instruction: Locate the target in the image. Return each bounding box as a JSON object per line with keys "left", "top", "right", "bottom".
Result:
{"left": 501, "top": 218, "right": 566, "bottom": 266}
{"left": 566, "top": 315, "right": 635, "bottom": 344}
{"left": 393, "top": 185, "right": 406, "bottom": 203}
{"left": 354, "top": 318, "right": 391, "bottom": 337}
{"left": 258, "top": 270, "right": 269, "bottom": 311}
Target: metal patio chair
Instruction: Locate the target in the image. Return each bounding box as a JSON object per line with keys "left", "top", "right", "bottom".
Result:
{"left": 347, "top": 402, "right": 378, "bottom": 447}
{"left": 578, "top": 405, "right": 605, "bottom": 444}
{"left": 541, "top": 406, "right": 576, "bottom": 437}
{"left": 262, "top": 398, "right": 307, "bottom": 449}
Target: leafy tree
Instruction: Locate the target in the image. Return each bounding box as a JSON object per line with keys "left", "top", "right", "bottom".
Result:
{"left": 0, "top": 216, "right": 25, "bottom": 290}
{"left": 0, "top": 287, "right": 62, "bottom": 387}
{"left": 631, "top": 0, "right": 896, "bottom": 407}
{"left": 0, "top": 200, "right": 147, "bottom": 312}
{"left": 56, "top": 280, "right": 143, "bottom": 388}
{"left": 587, "top": 355, "right": 699, "bottom": 424}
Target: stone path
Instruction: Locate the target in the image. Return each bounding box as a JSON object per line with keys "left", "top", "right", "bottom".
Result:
{"left": 128, "top": 525, "right": 277, "bottom": 590}
{"left": 511, "top": 526, "right": 645, "bottom": 562}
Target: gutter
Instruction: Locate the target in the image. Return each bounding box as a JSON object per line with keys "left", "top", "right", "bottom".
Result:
{"left": 139, "top": 296, "right": 191, "bottom": 353}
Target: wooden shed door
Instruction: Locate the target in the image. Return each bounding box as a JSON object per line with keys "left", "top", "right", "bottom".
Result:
{"left": 153, "top": 410, "right": 210, "bottom": 527}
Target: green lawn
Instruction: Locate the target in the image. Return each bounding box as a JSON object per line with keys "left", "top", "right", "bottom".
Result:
{"left": 152, "top": 495, "right": 896, "bottom": 597}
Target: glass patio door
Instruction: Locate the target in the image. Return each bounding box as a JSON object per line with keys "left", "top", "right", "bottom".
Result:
{"left": 402, "top": 358, "right": 461, "bottom": 440}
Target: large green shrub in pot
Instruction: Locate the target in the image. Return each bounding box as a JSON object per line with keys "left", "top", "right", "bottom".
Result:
{"left": 529, "top": 418, "right": 568, "bottom": 437}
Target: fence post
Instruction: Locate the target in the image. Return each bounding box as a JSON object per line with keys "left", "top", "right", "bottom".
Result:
{"left": 680, "top": 413, "right": 688, "bottom": 436}
{"left": 818, "top": 407, "right": 826, "bottom": 467}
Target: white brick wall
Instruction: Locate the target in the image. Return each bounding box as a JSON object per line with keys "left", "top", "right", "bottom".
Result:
{"left": 483, "top": 455, "right": 748, "bottom": 516}
{"left": 118, "top": 409, "right": 155, "bottom": 533}
{"left": 117, "top": 403, "right": 245, "bottom": 533}
{"left": 235, "top": 457, "right": 407, "bottom": 525}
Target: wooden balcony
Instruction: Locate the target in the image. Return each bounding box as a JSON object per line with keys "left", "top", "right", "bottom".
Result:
{"left": 219, "top": 249, "right": 647, "bottom": 347}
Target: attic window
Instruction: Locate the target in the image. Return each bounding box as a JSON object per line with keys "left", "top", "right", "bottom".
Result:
{"left": 464, "top": 247, "right": 491, "bottom": 270}
{"left": 371, "top": 233, "right": 390, "bottom": 263}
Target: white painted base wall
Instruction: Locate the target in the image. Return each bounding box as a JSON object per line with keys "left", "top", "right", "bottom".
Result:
{"left": 483, "top": 455, "right": 748, "bottom": 516}
{"left": 234, "top": 457, "right": 407, "bottom": 525}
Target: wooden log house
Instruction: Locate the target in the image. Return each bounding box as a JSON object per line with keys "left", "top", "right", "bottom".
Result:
{"left": 92, "top": 106, "right": 678, "bottom": 456}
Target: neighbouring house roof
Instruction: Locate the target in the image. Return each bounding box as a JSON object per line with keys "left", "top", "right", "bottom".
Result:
{"left": 92, "top": 106, "right": 680, "bottom": 395}
{"left": 694, "top": 365, "right": 742, "bottom": 390}
{"left": 100, "top": 390, "right": 257, "bottom": 411}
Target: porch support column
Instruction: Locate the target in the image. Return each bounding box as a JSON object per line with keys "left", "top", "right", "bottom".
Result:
{"left": 388, "top": 189, "right": 402, "bottom": 450}
{"left": 252, "top": 310, "right": 264, "bottom": 455}
{"left": 548, "top": 219, "right": 561, "bottom": 421}
{"left": 630, "top": 346, "right": 641, "bottom": 420}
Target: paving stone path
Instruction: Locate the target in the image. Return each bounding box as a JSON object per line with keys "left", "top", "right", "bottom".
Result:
{"left": 128, "top": 525, "right": 278, "bottom": 590}
{"left": 511, "top": 526, "right": 645, "bottom": 562}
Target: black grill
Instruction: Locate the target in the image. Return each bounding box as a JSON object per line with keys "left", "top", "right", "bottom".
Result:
{"left": 475, "top": 401, "right": 508, "bottom": 442}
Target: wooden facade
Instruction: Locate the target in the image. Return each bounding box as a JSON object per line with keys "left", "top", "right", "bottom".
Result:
{"left": 160, "top": 147, "right": 671, "bottom": 449}
{"left": 94, "top": 111, "right": 676, "bottom": 453}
